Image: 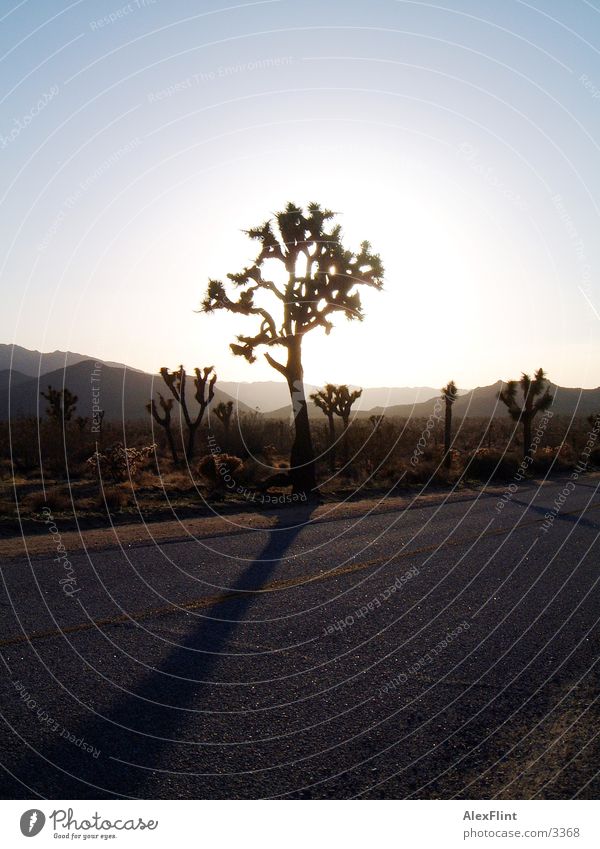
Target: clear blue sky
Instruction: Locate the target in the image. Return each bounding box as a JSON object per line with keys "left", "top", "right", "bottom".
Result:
{"left": 1, "top": 0, "right": 599, "bottom": 388}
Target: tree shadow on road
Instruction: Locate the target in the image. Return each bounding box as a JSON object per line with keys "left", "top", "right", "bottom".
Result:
{"left": 3, "top": 503, "right": 317, "bottom": 799}
{"left": 510, "top": 496, "right": 600, "bottom": 531}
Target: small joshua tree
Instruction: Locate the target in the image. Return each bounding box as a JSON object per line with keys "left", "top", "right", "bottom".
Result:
{"left": 213, "top": 400, "right": 234, "bottom": 445}
{"left": 146, "top": 394, "right": 179, "bottom": 465}
{"left": 499, "top": 368, "right": 553, "bottom": 460}
{"left": 201, "top": 201, "right": 383, "bottom": 494}
{"left": 334, "top": 384, "right": 362, "bottom": 462}
{"left": 41, "top": 386, "right": 78, "bottom": 434}
{"left": 310, "top": 384, "right": 338, "bottom": 473}
{"left": 441, "top": 380, "right": 458, "bottom": 468}
{"left": 159, "top": 365, "right": 216, "bottom": 461}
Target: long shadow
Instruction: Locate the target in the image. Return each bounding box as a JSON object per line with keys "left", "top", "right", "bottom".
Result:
{"left": 3, "top": 505, "right": 315, "bottom": 798}
{"left": 510, "top": 496, "right": 600, "bottom": 531}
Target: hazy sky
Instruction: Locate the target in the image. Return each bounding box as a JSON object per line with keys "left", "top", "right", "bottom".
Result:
{"left": 1, "top": 0, "right": 600, "bottom": 389}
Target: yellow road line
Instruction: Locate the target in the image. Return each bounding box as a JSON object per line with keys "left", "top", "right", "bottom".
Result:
{"left": 1, "top": 500, "right": 598, "bottom": 649}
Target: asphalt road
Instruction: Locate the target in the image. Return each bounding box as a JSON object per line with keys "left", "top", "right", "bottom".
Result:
{"left": 0, "top": 476, "right": 599, "bottom": 799}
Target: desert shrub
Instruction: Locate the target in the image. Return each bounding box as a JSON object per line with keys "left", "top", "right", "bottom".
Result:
{"left": 402, "top": 461, "right": 455, "bottom": 487}
{"left": 130, "top": 470, "right": 160, "bottom": 488}
{"left": 23, "top": 486, "right": 71, "bottom": 513}
{"left": 97, "top": 487, "right": 129, "bottom": 513}
{"left": 87, "top": 443, "right": 156, "bottom": 483}
{"left": 463, "top": 449, "right": 520, "bottom": 482}
{"left": 529, "top": 448, "right": 558, "bottom": 474}
{"left": 0, "top": 458, "right": 15, "bottom": 479}
{"left": 160, "top": 470, "right": 195, "bottom": 490}
{"left": 588, "top": 446, "right": 600, "bottom": 467}
{"left": 233, "top": 456, "right": 264, "bottom": 488}
{"left": 197, "top": 453, "right": 243, "bottom": 491}
{"left": 529, "top": 445, "right": 573, "bottom": 474}
{"left": 0, "top": 497, "right": 17, "bottom": 516}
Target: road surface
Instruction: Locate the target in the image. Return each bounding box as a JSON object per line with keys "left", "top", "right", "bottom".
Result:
{"left": 0, "top": 476, "right": 598, "bottom": 799}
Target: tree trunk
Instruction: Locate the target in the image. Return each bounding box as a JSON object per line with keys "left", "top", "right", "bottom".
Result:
{"left": 286, "top": 337, "right": 317, "bottom": 495}
{"left": 522, "top": 415, "right": 532, "bottom": 461}
{"left": 166, "top": 427, "right": 179, "bottom": 465}
{"left": 444, "top": 400, "right": 452, "bottom": 468}
{"left": 186, "top": 424, "right": 197, "bottom": 461}
{"left": 342, "top": 415, "right": 350, "bottom": 464}
{"left": 327, "top": 414, "right": 336, "bottom": 473}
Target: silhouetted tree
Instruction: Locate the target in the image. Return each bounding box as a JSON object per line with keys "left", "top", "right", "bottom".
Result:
{"left": 442, "top": 380, "right": 458, "bottom": 468}
{"left": 159, "top": 365, "right": 216, "bottom": 461}
{"left": 369, "top": 414, "right": 385, "bottom": 430}
{"left": 214, "top": 400, "right": 234, "bottom": 445}
{"left": 146, "top": 394, "right": 179, "bottom": 465}
{"left": 201, "top": 201, "right": 383, "bottom": 494}
{"left": 334, "top": 384, "right": 362, "bottom": 462}
{"left": 499, "top": 368, "right": 553, "bottom": 460}
{"left": 310, "top": 384, "right": 338, "bottom": 473}
{"left": 40, "top": 386, "right": 78, "bottom": 434}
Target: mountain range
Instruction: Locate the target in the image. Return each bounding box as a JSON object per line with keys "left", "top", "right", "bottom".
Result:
{"left": 0, "top": 343, "right": 143, "bottom": 377}
{"left": 217, "top": 381, "right": 447, "bottom": 412}
{"left": 0, "top": 345, "right": 598, "bottom": 422}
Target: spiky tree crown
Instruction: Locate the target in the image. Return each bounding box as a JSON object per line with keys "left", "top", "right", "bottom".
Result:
{"left": 159, "top": 365, "right": 216, "bottom": 426}
{"left": 201, "top": 202, "right": 384, "bottom": 367}
{"left": 310, "top": 383, "right": 363, "bottom": 420}
{"left": 498, "top": 368, "right": 553, "bottom": 421}
{"left": 214, "top": 400, "right": 234, "bottom": 423}
{"left": 442, "top": 380, "right": 458, "bottom": 404}
{"left": 334, "top": 384, "right": 362, "bottom": 419}
{"left": 146, "top": 393, "right": 174, "bottom": 425}
{"left": 310, "top": 383, "right": 338, "bottom": 417}
{"left": 41, "top": 386, "right": 78, "bottom": 420}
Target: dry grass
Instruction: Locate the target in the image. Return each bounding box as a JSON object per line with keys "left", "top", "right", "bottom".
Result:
{"left": 22, "top": 486, "right": 71, "bottom": 514}
{"left": 1, "top": 413, "right": 598, "bottom": 533}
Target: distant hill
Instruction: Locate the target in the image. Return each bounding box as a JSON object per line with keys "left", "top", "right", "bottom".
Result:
{"left": 1, "top": 344, "right": 597, "bottom": 422}
{"left": 368, "top": 380, "right": 600, "bottom": 419}
{"left": 0, "top": 344, "right": 142, "bottom": 377}
{"left": 0, "top": 369, "right": 30, "bottom": 393}
{"left": 265, "top": 379, "right": 600, "bottom": 421}
{"left": 0, "top": 360, "right": 247, "bottom": 422}
{"left": 221, "top": 381, "right": 445, "bottom": 413}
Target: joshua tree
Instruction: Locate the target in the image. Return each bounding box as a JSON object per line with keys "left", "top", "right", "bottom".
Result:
{"left": 310, "top": 384, "right": 338, "bottom": 473}
{"left": 499, "top": 368, "right": 553, "bottom": 460}
{"left": 441, "top": 380, "right": 458, "bottom": 468}
{"left": 40, "top": 386, "right": 78, "bottom": 433}
{"left": 201, "top": 201, "right": 384, "bottom": 494}
{"left": 369, "top": 414, "right": 385, "bottom": 430}
{"left": 159, "top": 365, "right": 216, "bottom": 461}
{"left": 146, "top": 394, "right": 179, "bottom": 465}
{"left": 334, "top": 384, "right": 362, "bottom": 462}
{"left": 213, "top": 400, "right": 235, "bottom": 445}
